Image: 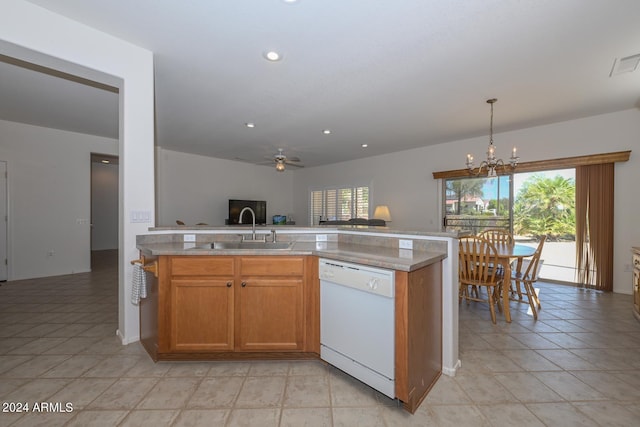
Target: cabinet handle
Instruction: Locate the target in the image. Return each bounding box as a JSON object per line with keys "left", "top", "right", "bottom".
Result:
{"left": 226, "top": 282, "right": 232, "bottom": 288}
{"left": 241, "top": 281, "right": 247, "bottom": 287}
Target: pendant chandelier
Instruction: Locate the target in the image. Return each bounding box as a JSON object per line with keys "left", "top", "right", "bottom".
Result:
{"left": 466, "top": 98, "right": 519, "bottom": 177}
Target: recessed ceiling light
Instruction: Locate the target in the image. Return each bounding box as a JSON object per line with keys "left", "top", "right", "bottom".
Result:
{"left": 322, "top": 129, "right": 331, "bottom": 135}
{"left": 263, "top": 51, "right": 282, "bottom": 62}
{"left": 245, "top": 122, "right": 255, "bottom": 128}
{"left": 361, "top": 144, "right": 368, "bottom": 148}
{"left": 283, "top": 0, "right": 299, "bottom": 3}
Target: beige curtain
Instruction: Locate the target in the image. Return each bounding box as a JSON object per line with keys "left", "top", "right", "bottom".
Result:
{"left": 575, "top": 163, "right": 614, "bottom": 291}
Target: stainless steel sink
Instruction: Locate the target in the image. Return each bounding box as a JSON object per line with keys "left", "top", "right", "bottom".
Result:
{"left": 209, "top": 241, "right": 293, "bottom": 250}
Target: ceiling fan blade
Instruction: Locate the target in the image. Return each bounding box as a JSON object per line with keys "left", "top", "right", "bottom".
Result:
{"left": 287, "top": 156, "right": 301, "bottom": 162}
{"left": 284, "top": 161, "right": 304, "bottom": 168}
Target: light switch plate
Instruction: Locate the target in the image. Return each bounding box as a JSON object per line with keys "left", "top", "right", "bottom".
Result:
{"left": 130, "top": 210, "right": 152, "bottom": 223}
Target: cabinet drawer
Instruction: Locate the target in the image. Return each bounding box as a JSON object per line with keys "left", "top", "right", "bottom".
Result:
{"left": 171, "top": 257, "right": 235, "bottom": 276}
{"left": 240, "top": 256, "right": 304, "bottom": 276}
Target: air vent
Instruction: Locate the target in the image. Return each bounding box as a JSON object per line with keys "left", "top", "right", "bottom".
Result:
{"left": 610, "top": 54, "right": 640, "bottom": 76}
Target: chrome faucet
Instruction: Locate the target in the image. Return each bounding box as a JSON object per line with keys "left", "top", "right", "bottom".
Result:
{"left": 238, "top": 207, "right": 263, "bottom": 241}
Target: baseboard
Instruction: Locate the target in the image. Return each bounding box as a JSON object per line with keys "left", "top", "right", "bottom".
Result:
{"left": 442, "top": 359, "right": 461, "bottom": 377}
{"left": 116, "top": 329, "right": 140, "bottom": 345}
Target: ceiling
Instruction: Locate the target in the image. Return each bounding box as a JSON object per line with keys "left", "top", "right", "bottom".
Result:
{"left": 2, "top": 0, "right": 640, "bottom": 169}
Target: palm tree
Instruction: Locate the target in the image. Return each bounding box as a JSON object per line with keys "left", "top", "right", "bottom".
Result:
{"left": 513, "top": 174, "right": 575, "bottom": 239}
{"left": 446, "top": 179, "right": 484, "bottom": 215}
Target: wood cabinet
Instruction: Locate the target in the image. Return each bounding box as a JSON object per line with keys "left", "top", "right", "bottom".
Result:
{"left": 171, "top": 278, "right": 234, "bottom": 351}
{"left": 237, "top": 257, "right": 304, "bottom": 351}
{"left": 633, "top": 248, "right": 640, "bottom": 321}
{"left": 394, "top": 261, "right": 442, "bottom": 414}
{"left": 140, "top": 255, "right": 317, "bottom": 360}
{"left": 170, "top": 257, "right": 235, "bottom": 352}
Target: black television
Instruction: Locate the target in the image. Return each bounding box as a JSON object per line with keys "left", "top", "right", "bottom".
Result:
{"left": 228, "top": 199, "right": 267, "bottom": 225}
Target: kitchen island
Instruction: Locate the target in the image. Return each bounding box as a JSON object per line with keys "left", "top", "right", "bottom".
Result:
{"left": 135, "top": 226, "right": 461, "bottom": 413}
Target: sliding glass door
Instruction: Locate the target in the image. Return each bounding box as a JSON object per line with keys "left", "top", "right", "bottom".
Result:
{"left": 513, "top": 169, "right": 576, "bottom": 283}
{"left": 443, "top": 169, "right": 577, "bottom": 283}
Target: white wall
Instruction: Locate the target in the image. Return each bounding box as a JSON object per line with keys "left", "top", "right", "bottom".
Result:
{"left": 156, "top": 148, "right": 294, "bottom": 226}
{"left": 293, "top": 149, "right": 441, "bottom": 229}
{"left": 293, "top": 109, "right": 640, "bottom": 294}
{"left": 0, "top": 120, "right": 118, "bottom": 279}
{"left": 91, "top": 161, "right": 119, "bottom": 251}
{"left": 2, "top": 0, "right": 155, "bottom": 344}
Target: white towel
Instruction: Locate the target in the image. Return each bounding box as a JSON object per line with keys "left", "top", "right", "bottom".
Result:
{"left": 131, "top": 263, "right": 148, "bottom": 305}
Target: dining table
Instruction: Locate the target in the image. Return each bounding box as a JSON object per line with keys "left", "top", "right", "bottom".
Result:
{"left": 492, "top": 242, "right": 537, "bottom": 322}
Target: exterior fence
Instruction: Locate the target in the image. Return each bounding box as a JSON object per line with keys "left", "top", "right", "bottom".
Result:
{"left": 444, "top": 215, "right": 510, "bottom": 235}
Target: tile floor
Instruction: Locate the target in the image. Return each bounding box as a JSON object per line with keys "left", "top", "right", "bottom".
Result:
{"left": 1, "top": 251, "right": 639, "bottom": 426}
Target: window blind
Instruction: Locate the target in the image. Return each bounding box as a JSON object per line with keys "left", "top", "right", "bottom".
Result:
{"left": 310, "top": 186, "right": 369, "bottom": 225}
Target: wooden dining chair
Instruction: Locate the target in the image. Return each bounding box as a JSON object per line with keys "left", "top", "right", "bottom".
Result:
{"left": 478, "top": 228, "right": 515, "bottom": 291}
{"left": 459, "top": 236, "right": 504, "bottom": 323}
{"left": 508, "top": 236, "right": 546, "bottom": 319}
{"left": 478, "top": 228, "right": 514, "bottom": 245}
{"left": 473, "top": 228, "right": 512, "bottom": 293}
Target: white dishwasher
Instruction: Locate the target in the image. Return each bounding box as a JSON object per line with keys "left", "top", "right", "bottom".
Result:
{"left": 319, "top": 258, "right": 396, "bottom": 398}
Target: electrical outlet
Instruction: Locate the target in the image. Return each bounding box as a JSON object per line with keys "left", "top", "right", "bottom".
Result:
{"left": 184, "top": 234, "right": 196, "bottom": 242}
{"left": 399, "top": 239, "right": 413, "bottom": 250}
{"left": 316, "top": 234, "right": 328, "bottom": 242}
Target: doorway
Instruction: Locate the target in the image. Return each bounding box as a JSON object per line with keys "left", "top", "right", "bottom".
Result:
{"left": 90, "top": 154, "right": 119, "bottom": 270}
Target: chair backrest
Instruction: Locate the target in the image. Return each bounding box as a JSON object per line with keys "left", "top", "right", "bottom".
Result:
{"left": 521, "top": 236, "right": 546, "bottom": 281}
{"left": 478, "top": 228, "right": 513, "bottom": 245}
{"left": 459, "top": 236, "right": 501, "bottom": 285}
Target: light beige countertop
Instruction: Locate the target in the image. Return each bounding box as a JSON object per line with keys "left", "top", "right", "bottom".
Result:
{"left": 136, "top": 240, "right": 446, "bottom": 272}
{"left": 149, "top": 224, "right": 466, "bottom": 239}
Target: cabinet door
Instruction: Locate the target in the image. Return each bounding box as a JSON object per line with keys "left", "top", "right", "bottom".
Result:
{"left": 170, "top": 279, "right": 234, "bottom": 351}
{"left": 237, "top": 278, "right": 303, "bottom": 351}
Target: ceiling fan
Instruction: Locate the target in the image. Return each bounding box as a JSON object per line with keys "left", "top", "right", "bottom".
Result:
{"left": 263, "top": 149, "right": 304, "bottom": 172}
